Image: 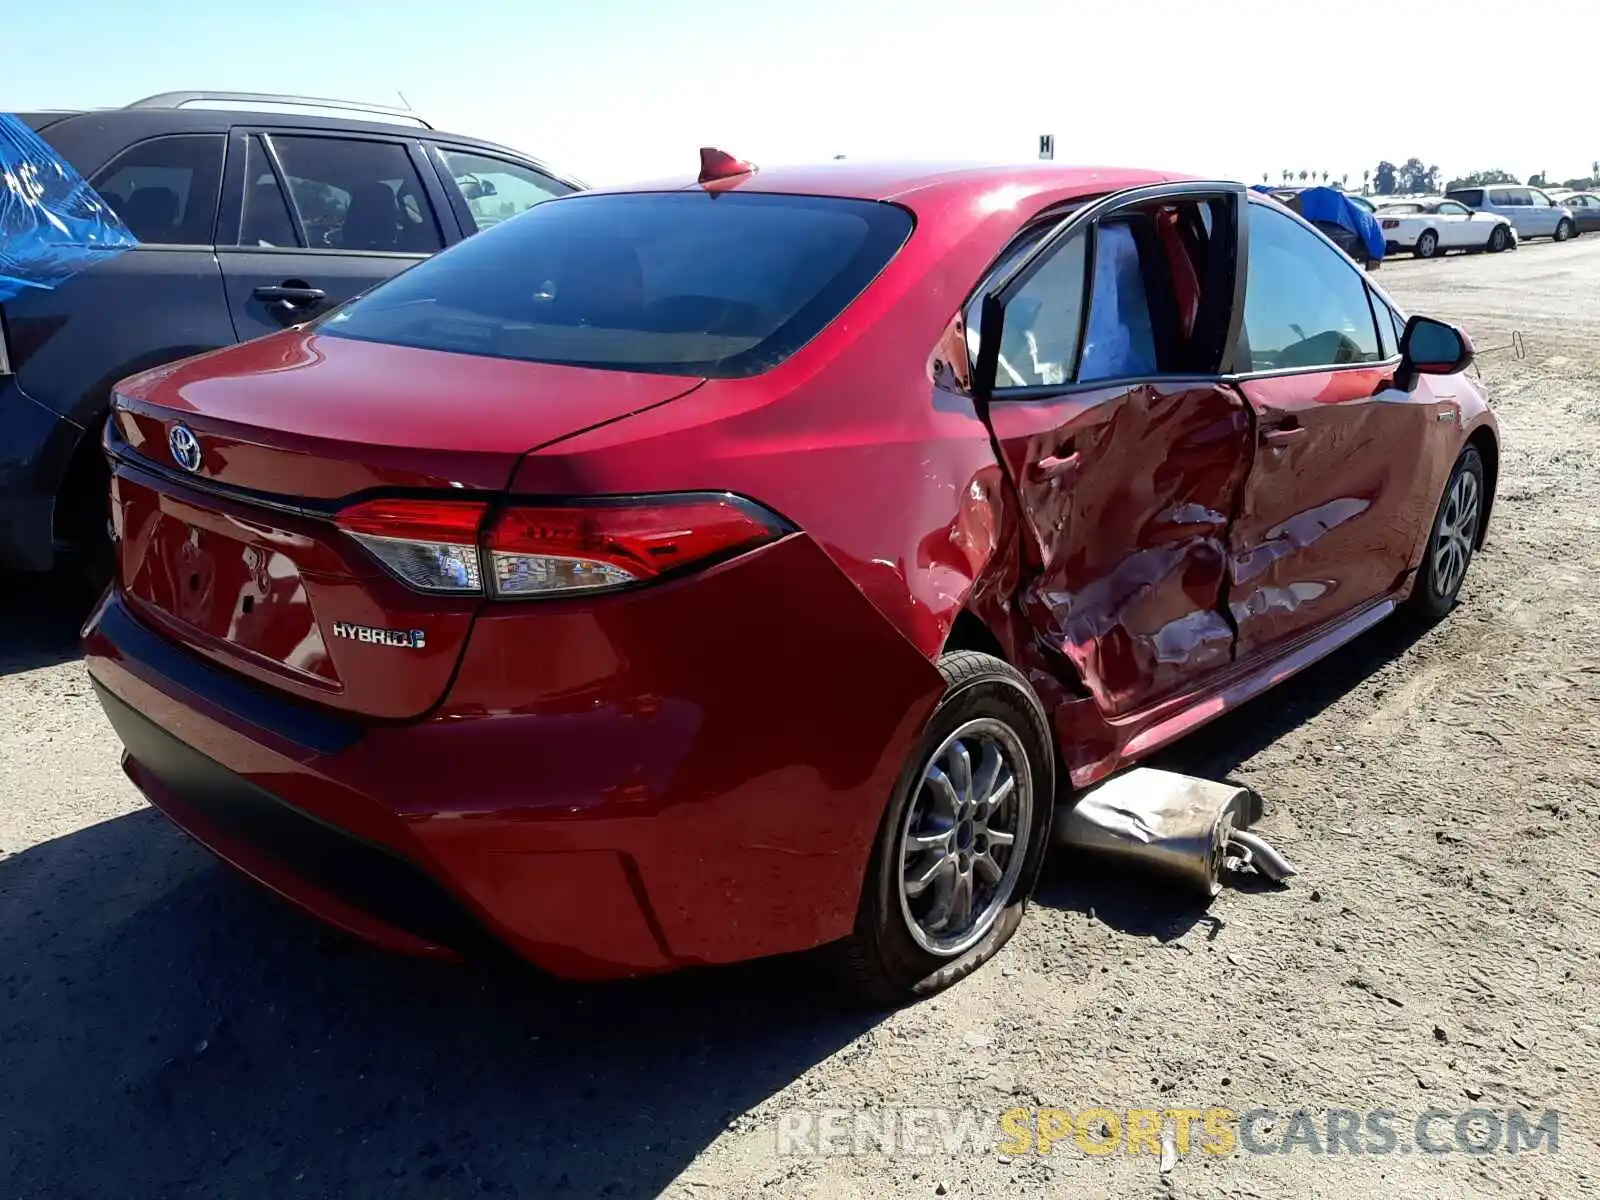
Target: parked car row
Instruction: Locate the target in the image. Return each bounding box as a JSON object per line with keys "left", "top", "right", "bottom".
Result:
{"left": 1372, "top": 182, "right": 1598, "bottom": 259}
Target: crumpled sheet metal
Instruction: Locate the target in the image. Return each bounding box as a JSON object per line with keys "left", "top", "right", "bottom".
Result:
{"left": 1, "top": 113, "right": 137, "bottom": 302}
{"left": 1054, "top": 768, "right": 1297, "bottom": 896}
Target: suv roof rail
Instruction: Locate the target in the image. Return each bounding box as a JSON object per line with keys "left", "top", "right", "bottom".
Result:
{"left": 124, "top": 91, "right": 433, "bottom": 129}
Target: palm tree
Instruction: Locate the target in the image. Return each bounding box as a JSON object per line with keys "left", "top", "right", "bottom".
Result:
{"left": 1342, "top": 173, "right": 1349, "bottom": 188}
{"left": 1262, "top": 172, "right": 1270, "bottom": 184}
{"left": 1299, "top": 169, "right": 1309, "bottom": 183}
{"left": 1321, "top": 170, "right": 1330, "bottom": 184}
{"left": 1282, "top": 169, "right": 1291, "bottom": 183}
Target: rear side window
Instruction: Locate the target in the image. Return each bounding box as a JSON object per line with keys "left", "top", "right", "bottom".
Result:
{"left": 320, "top": 192, "right": 914, "bottom": 378}
{"left": 1449, "top": 189, "right": 1484, "bottom": 207}
{"left": 1488, "top": 188, "right": 1515, "bottom": 205}
{"left": 90, "top": 134, "right": 225, "bottom": 245}
{"left": 271, "top": 136, "right": 442, "bottom": 253}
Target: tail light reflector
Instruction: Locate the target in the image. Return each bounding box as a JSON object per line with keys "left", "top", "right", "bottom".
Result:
{"left": 1381, "top": 219, "right": 1399, "bottom": 229}
{"left": 488, "top": 495, "right": 787, "bottom": 597}
{"left": 337, "top": 498, "right": 487, "bottom": 593}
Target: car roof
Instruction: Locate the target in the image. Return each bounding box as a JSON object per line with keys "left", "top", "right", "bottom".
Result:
{"left": 32, "top": 105, "right": 552, "bottom": 166}
{"left": 583, "top": 160, "right": 1185, "bottom": 208}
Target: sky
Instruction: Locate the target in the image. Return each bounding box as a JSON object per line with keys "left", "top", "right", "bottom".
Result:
{"left": 5, "top": 0, "right": 1594, "bottom": 188}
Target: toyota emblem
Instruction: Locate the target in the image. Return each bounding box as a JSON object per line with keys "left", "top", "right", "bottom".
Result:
{"left": 169, "top": 424, "right": 202, "bottom": 473}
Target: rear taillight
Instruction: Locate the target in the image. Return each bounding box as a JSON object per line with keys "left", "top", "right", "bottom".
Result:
{"left": 1381, "top": 219, "right": 1399, "bottom": 229}
{"left": 335, "top": 493, "right": 787, "bottom": 598}
{"left": 487, "top": 495, "right": 787, "bottom": 597}
{"left": 337, "top": 498, "right": 488, "bottom": 593}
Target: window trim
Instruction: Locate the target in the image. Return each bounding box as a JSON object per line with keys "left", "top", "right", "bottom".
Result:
{"left": 1224, "top": 196, "right": 1391, "bottom": 383}
{"left": 970, "top": 180, "right": 1248, "bottom": 402}
{"left": 88, "top": 131, "right": 229, "bottom": 249}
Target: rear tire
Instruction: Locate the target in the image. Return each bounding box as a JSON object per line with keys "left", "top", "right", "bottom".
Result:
{"left": 1554, "top": 218, "right": 1573, "bottom": 243}
{"left": 1487, "top": 224, "right": 1510, "bottom": 253}
{"left": 831, "top": 651, "right": 1055, "bottom": 1007}
{"left": 1415, "top": 229, "right": 1440, "bottom": 259}
{"left": 1405, "top": 446, "right": 1485, "bottom": 623}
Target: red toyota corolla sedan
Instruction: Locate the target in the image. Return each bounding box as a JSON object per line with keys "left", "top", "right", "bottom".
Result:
{"left": 84, "top": 156, "right": 1498, "bottom": 1003}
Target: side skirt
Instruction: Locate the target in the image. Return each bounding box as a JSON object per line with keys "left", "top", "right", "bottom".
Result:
{"left": 1060, "top": 596, "right": 1397, "bottom": 788}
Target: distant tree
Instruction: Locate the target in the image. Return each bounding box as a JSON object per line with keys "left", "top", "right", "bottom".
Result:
{"left": 1561, "top": 176, "right": 1598, "bottom": 189}
{"left": 1321, "top": 170, "right": 1330, "bottom": 184}
{"left": 1341, "top": 173, "right": 1349, "bottom": 188}
{"left": 1529, "top": 172, "right": 1547, "bottom": 188}
{"left": 1282, "top": 169, "right": 1291, "bottom": 183}
{"left": 1362, "top": 168, "right": 1371, "bottom": 194}
{"left": 1442, "top": 168, "right": 1519, "bottom": 190}
{"left": 1374, "top": 161, "right": 1398, "bottom": 195}
{"left": 1395, "top": 158, "right": 1440, "bottom": 194}
{"left": 1299, "top": 169, "right": 1309, "bottom": 183}
{"left": 1263, "top": 172, "right": 1270, "bottom": 184}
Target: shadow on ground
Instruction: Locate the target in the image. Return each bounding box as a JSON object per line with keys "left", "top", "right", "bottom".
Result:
{"left": 0, "top": 570, "right": 96, "bottom": 675}
{"left": 0, "top": 594, "right": 1437, "bottom": 1196}
{"left": 1034, "top": 613, "right": 1432, "bottom": 939}
{"left": 0, "top": 811, "right": 877, "bottom": 1199}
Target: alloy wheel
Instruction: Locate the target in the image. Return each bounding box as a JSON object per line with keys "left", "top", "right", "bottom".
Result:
{"left": 1433, "top": 468, "right": 1481, "bottom": 597}
{"left": 897, "top": 718, "right": 1033, "bottom": 957}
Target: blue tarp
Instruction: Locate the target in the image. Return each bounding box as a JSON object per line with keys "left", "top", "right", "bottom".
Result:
{"left": 1, "top": 112, "right": 137, "bottom": 302}
{"left": 1254, "top": 184, "right": 1386, "bottom": 262}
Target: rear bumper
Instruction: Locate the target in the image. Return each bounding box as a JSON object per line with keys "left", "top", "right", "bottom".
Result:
{"left": 84, "top": 534, "right": 943, "bottom": 978}
{"left": 0, "top": 374, "right": 83, "bottom": 570}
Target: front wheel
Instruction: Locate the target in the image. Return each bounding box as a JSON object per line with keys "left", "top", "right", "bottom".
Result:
{"left": 1554, "top": 218, "right": 1574, "bottom": 243}
{"left": 1487, "top": 224, "right": 1510, "bottom": 253}
{"left": 833, "top": 650, "right": 1055, "bottom": 1006}
{"left": 1406, "top": 446, "right": 1485, "bottom": 622}
{"left": 1415, "top": 229, "right": 1440, "bottom": 259}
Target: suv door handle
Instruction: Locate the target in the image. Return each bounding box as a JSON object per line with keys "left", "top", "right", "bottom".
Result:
{"left": 254, "top": 284, "right": 327, "bottom": 305}
{"left": 1262, "top": 425, "right": 1305, "bottom": 446}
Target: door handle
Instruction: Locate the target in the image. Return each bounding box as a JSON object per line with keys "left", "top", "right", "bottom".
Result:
{"left": 1262, "top": 426, "right": 1305, "bottom": 446}
{"left": 254, "top": 284, "right": 327, "bottom": 305}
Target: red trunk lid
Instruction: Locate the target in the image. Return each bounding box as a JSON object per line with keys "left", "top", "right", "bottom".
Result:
{"left": 109, "top": 329, "right": 703, "bottom": 720}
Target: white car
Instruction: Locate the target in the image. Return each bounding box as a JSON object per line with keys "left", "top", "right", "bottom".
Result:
{"left": 1374, "top": 196, "right": 1515, "bottom": 258}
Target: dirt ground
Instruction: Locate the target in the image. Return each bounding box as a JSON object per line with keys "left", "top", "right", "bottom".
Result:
{"left": 2, "top": 238, "right": 1597, "bottom": 1200}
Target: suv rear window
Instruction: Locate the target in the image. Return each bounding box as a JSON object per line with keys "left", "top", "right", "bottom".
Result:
{"left": 320, "top": 191, "right": 914, "bottom": 378}
{"left": 1447, "top": 188, "right": 1484, "bottom": 207}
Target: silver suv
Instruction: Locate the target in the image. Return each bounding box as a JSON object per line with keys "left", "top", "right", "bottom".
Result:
{"left": 1444, "top": 184, "right": 1577, "bottom": 242}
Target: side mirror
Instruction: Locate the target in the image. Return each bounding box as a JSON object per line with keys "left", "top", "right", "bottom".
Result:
{"left": 1397, "top": 314, "right": 1473, "bottom": 389}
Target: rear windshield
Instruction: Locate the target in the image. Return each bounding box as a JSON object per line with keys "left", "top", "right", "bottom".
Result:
{"left": 320, "top": 191, "right": 914, "bottom": 378}
{"left": 1447, "top": 189, "right": 1483, "bottom": 206}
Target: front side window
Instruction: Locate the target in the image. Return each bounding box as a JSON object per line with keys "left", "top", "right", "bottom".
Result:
{"left": 90, "top": 134, "right": 225, "bottom": 245}
{"left": 321, "top": 191, "right": 913, "bottom": 378}
{"left": 1237, "top": 203, "right": 1381, "bottom": 372}
{"left": 1530, "top": 190, "right": 1552, "bottom": 208}
{"left": 437, "top": 149, "right": 569, "bottom": 231}
{"left": 270, "top": 136, "right": 442, "bottom": 253}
